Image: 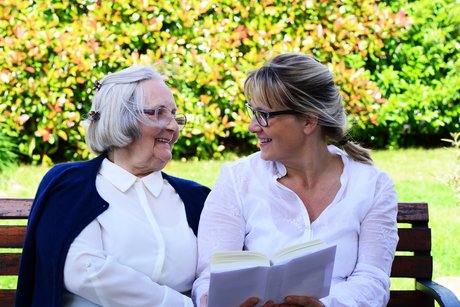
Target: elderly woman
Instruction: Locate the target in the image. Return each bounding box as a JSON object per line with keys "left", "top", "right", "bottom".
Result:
{"left": 16, "top": 65, "right": 210, "bottom": 307}
{"left": 193, "top": 53, "right": 398, "bottom": 307}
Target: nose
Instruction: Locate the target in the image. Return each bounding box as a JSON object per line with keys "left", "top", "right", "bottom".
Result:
{"left": 248, "top": 116, "right": 262, "bottom": 133}
{"left": 165, "top": 116, "right": 179, "bottom": 131}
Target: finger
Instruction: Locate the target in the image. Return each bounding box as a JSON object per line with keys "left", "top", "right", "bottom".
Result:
{"left": 261, "top": 300, "right": 275, "bottom": 307}
{"left": 240, "top": 297, "right": 260, "bottom": 307}
{"left": 285, "top": 295, "right": 323, "bottom": 306}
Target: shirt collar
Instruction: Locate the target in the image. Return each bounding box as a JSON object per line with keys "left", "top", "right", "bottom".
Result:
{"left": 272, "top": 160, "right": 287, "bottom": 178}
{"left": 99, "top": 158, "right": 164, "bottom": 196}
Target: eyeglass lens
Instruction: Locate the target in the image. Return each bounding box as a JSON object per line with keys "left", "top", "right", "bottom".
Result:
{"left": 246, "top": 104, "right": 268, "bottom": 127}
{"left": 144, "top": 107, "right": 187, "bottom": 130}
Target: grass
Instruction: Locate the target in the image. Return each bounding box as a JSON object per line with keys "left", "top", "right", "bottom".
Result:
{"left": 1, "top": 148, "right": 459, "bottom": 292}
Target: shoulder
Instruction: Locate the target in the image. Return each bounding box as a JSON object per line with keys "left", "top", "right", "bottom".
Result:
{"left": 162, "top": 173, "right": 211, "bottom": 194}
{"left": 36, "top": 155, "right": 105, "bottom": 195}
{"left": 348, "top": 158, "right": 393, "bottom": 183}
{"left": 330, "top": 145, "right": 391, "bottom": 182}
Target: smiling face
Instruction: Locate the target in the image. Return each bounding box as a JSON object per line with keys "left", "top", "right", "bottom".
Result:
{"left": 248, "top": 101, "right": 308, "bottom": 164}
{"left": 111, "top": 78, "right": 180, "bottom": 176}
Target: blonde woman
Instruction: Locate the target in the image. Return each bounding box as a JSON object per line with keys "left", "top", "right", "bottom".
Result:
{"left": 193, "top": 53, "right": 398, "bottom": 307}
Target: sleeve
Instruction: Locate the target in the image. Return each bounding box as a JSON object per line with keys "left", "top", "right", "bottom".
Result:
{"left": 321, "top": 173, "right": 399, "bottom": 307}
{"left": 192, "top": 164, "right": 247, "bottom": 306}
{"left": 63, "top": 219, "right": 193, "bottom": 307}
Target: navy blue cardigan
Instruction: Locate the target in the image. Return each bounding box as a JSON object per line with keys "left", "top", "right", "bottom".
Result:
{"left": 15, "top": 154, "right": 210, "bottom": 307}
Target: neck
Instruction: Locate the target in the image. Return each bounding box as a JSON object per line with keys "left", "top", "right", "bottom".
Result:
{"left": 282, "top": 144, "right": 336, "bottom": 188}
{"left": 107, "top": 150, "right": 162, "bottom": 178}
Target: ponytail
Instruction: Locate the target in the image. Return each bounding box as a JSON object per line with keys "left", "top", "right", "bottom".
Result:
{"left": 340, "top": 139, "right": 373, "bottom": 165}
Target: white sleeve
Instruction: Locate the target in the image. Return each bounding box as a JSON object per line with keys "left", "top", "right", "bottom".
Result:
{"left": 192, "top": 164, "right": 246, "bottom": 306}
{"left": 64, "top": 219, "right": 193, "bottom": 307}
{"left": 321, "top": 173, "right": 399, "bottom": 307}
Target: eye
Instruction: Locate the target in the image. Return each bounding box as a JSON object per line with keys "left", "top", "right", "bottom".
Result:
{"left": 175, "top": 117, "right": 186, "bottom": 126}
{"left": 143, "top": 109, "right": 156, "bottom": 116}
{"left": 157, "top": 107, "right": 170, "bottom": 118}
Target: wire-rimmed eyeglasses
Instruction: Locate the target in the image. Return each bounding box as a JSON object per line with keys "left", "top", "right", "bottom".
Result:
{"left": 143, "top": 107, "right": 187, "bottom": 130}
{"left": 245, "top": 103, "right": 302, "bottom": 127}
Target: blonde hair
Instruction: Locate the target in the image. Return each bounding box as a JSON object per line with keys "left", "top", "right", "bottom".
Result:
{"left": 244, "top": 53, "right": 372, "bottom": 164}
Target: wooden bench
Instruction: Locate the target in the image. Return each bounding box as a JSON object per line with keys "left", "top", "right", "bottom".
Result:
{"left": 0, "top": 199, "right": 459, "bottom": 306}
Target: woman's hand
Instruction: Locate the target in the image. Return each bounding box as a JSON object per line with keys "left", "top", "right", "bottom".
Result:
{"left": 238, "top": 297, "right": 278, "bottom": 307}
{"left": 276, "top": 295, "right": 325, "bottom": 307}
{"left": 239, "top": 297, "right": 260, "bottom": 307}
{"left": 239, "top": 296, "right": 324, "bottom": 307}
{"left": 199, "top": 293, "right": 208, "bottom": 307}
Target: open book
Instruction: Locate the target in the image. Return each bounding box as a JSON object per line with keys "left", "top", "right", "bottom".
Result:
{"left": 207, "top": 239, "right": 336, "bottom": 307}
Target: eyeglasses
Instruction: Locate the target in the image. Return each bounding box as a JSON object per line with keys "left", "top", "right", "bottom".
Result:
{"left": 143, "top": 107, "right": 187, "bottom": 130}
{"left": 245, "top": 103, "right": 302, "bottom": 127}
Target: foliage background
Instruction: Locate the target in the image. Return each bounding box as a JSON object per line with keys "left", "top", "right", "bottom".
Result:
{"left": 1, "top": 0, "right": 459, "bottom": 165}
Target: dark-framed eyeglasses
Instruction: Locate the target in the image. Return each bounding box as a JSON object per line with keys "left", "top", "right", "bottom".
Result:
{"left": 245, "top": 103, "right": 302, "bottom": 127}
{"left": 143, "top": 107, "right": 187, "bottom": 130}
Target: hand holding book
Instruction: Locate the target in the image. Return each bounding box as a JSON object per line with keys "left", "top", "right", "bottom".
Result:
{"left": 207, "top": 239, "right": 336, "bottom": 307}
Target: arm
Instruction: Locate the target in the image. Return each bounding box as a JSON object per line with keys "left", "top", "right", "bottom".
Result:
{"left": 192, "top": 164, "right": 247, "bottom": 306}
{"left": 322, "top": 173, "right": 399, "bottom": 306}
{"left": 64, "top": 219, "right": 193, "bottom": 307}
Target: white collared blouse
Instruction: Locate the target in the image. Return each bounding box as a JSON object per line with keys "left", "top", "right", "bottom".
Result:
{"left": 193, "top": 146, "right": 398, "bottom": 307}
{"left": 63, "top": 158, "right": 196, "bottom": 306}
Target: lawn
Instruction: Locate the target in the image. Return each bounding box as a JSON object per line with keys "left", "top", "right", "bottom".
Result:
{"left": 1, "top": 147, "right": 459, "bottom": 292}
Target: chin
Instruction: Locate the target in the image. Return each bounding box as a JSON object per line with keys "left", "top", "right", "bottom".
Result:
{"left": 159, "top": 152, "right": 173, "bottom": 163}
{"left": 259, "top": 150, "right": 272, "bottom": 161}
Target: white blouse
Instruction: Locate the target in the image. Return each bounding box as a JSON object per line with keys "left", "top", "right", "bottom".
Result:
{"left": 193, "top": 146, "right": 399, "bottom": 307}
{"left": 63, "top": 158, "right": 197, "bottom": 307}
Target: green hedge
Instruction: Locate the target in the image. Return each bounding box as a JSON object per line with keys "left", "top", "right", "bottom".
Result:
{"left": 370, "top": 0, "right": 460, "bottom": 148}
{"left": 0, "top": 0, "right": 458, "bottom": 164}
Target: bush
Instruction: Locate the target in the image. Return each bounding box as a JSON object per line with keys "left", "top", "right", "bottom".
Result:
{"left": 1, "top": 0, "right": 456, "bottom": 163}
{"left": 0, "top": 123, "right": 18, "bottom": 173}
{"left": 372, "top": 0, "right": 460, "bottom": 148}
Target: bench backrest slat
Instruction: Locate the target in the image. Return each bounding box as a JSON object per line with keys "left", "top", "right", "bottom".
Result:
{"left": 0, "top": 291, "right": 15, "bottom": 307}
{"left": 0, "top": 254, "right": 21, "bottom": 276}
{"left": 391, "top": 255, "right": 433, "bottom": 279}
{"left": 0, "top": 198, "right": 33, "bottom": 218}
{"left": 396, "top": 202, "right": 429, "bottom": 223}
{"left": 396, "top": 228, "right": 431, "bottom": 251}
{"left": 0, "top": 226, "right": 27, "bottom": 248}
{"left": 389, "top": 291, "right": 435, "bottom": 307}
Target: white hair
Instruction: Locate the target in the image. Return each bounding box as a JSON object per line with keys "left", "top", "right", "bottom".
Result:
{"left": 84, "top": 65, "right": 162, "bottom": 155}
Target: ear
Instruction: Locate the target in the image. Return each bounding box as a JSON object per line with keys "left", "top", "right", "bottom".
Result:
{"left": 303, "top": 113, "right": 319, "bottom": 135}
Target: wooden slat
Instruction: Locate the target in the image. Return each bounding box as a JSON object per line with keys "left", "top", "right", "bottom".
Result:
{"left": 396, "top": 202, "right": 429, "bottom": 223}
{"left": 396, "top": 228, "right": 431, "bottom": 252}
{"left": 0, "top": 290, "right": 16, "bottom": 307}
{"left": 391, "top": 255, "right": 432, "bottom": 279}
{"left": 0, "top": 198, "right": 33, "bottom": 219}
{"left": 0, "top": 225, "right": 27, "bottom": 248}
{"left": 0, "top": 253, "right": 22, "bottom": 276}
{"left": 388, "top": 290, "right": 434, "bottom": 307}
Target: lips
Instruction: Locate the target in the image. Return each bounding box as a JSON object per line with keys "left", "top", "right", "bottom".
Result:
{"left": 259, "top": 138, "right": 272, "bottom": 144}
{"left": 156, "top": 137, "right": 172, "bottom": 144}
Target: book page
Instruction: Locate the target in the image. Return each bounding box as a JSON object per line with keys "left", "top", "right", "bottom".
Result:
{"left": 207, "top": 243, "right": 336, "bottom": 306}
{"left": 208, "top": 265, "right": 269, "bottom": 307}
{"left": 266, "top": 245, "right": 337, "bottom": 303}
{"left": 271, "top": 239, "right": 324, "bottom": 265}
{"left": 210, "top": 250, "right": 271, "bottom": 273}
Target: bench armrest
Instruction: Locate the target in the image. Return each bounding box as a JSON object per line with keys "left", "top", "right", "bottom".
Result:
{"left": 416, "top": 280, "right": 459, "bottom": 307}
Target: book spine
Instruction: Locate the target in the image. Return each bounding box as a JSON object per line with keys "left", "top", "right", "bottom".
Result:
{"left": 263, "top": 264, "right": 286, "bottom": 304}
